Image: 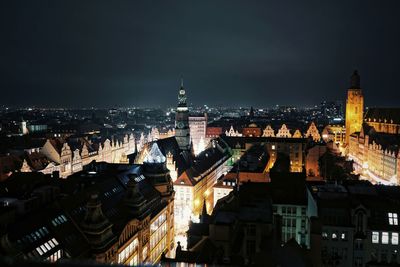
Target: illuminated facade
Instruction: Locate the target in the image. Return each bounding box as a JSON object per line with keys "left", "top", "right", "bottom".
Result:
{"left": 242, "top": 123, "right": 262, "bottom": 137}
{"left": 262, "top": 125, "right": 275, "bottom": 137}
{"left": 305, "top": 122, "right": 321, "bottom": 142}
{"left": 40, "top": 134, "right": 136, "bottom": 178}
{"left": 189, "top": 114, "right": 208, "bottom": 155}
{"left": 276, "top": 124, "right": 292, "bottom": 138}
{"left": 265, "top": 138, "right": 306, "bottom": 173}
{"left": 213, "top": 175, "right": 236, "bottom": 207}
{"left": 345, "top": 70, "right": 364, "bottom": 146}
{"left": 349, "top": 136, "right": 397, "bottom": 185}
{"left": 174, "top": 138, "right": 231, "bottom": 221}
{"left": 322, "top": 124, "right": 346, "bottom": 146}
{"left": 225, "top": 125, "right": 242, "bottom": 137}
{"left": 348, "top": 109, "right": 400, "bottom": 185}
{"left": 293, "top": 129, "right": 302, "bottom": 138}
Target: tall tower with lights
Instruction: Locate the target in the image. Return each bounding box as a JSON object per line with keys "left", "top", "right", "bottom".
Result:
{"left": 345, "top": 70, "right": 364, "bottom": 146}
{"left": 175, "top": 79, "right": 191, "bottom": 151}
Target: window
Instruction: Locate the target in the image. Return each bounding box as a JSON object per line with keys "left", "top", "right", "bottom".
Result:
{"left": 341, "top": 232, "right": 347, "bottom": 240}
{"left": 392, "top": 233, "right": 399, "bottom": 245}
{"left": 372, "top": 231, "right": 379, "bottom": 244}
{"left": 389, "top": 213, "right": 398, "bottom": 225}
{"left": 332, "top": 233, "right": 338, "bottom": 240}
{"left": 382, "top": 232, "right": 389, "bottom": 244}
{"left": 322, "top": 232, "right": 328, "bottom": 240}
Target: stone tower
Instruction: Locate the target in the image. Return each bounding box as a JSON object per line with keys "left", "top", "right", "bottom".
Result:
{"left": 345, "top": 70, "right": 364, "bottom": 146}
{"left": 175, "top": 79, "right": 191, "bottom": 151}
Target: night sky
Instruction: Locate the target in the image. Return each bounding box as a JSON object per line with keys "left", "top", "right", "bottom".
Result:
{"left": 1, "top": 0, "right": 400, "bottom": 108}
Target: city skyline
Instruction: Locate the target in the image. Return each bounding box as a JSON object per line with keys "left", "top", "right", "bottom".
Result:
{"left": 1, "top": 0, "right": 400, "bottom": 107}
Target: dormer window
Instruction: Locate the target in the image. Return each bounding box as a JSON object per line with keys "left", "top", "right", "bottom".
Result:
{"left": 389, "top": 213, "right": 398, "bottom": 225}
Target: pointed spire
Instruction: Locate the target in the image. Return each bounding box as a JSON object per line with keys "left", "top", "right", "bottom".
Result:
{"left": 350, "top": 70, "right": 361, "bottom": 89}
{"left": 200, "top": 199, "right": 209, "bottom": 223}
{"left": 180, "top": 76, "right": 184, "bottom": 88}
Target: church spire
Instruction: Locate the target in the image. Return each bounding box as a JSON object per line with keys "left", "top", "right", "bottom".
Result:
{"left": 350, "top": 70, "right": 361, "bottom": 89}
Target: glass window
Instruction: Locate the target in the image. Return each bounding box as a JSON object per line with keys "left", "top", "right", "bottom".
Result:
{"left": 341, "top": 232, "right": 347, "bottom": 240}
{"left": 382, "top": 232, "right": 389, "bottom": 244}
{"left": 392, "top": 233, "right": 399, "bottom": 245}
{"left": 389, "top": 213, "right": 398, "bottom": 225}
{"left": 372, "top": 231, "right": 379, "bottom": 244}
{"left": 322, "top": 232, "right": 328, "bottom": 239}
{"left": 332, "top": 233, "right": 338, "bottom": 240}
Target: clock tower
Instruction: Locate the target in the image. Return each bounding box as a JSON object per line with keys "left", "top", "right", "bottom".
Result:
{"left": 175, "top": 79, "right": 191, "bottom": 151}
{"left": 345, "top": 70, "right": 364, "bottom": 146}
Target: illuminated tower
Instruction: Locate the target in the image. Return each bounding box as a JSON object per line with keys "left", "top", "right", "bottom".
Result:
{"left": 345, "top": 70, "right": 364, "bottom": 145}
{"left": 175, "top": 79, "right": 191, "bottom": 151}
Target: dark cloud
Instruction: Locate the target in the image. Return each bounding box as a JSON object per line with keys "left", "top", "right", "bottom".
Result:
{"left": 1, "top": 0, "right": 400, "bottom": 107}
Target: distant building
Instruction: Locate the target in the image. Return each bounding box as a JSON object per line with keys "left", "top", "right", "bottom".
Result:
{"left": 262, "top": 125, "right": 275, "bottom": 137}
{"left": 305, "top": 122, "right": 321, "bottom": 142}
{"left": 20, "top": 119, "right": 28, "bottom": 135}
{"left": 225, "top": 125, "right": 242, "bottom": 137}
{"left": 189, "top": 114, "right": 207, "bottom": 155}
{"left": 276, "top": 124, "right": 292, "bottom": 138}
{"left": 322, "top": 124, "right": 346, "bottom": 147}
{"left": 242, "top": 123, "right": 262, "bottom": 137}
{"left": 205, "top": 127, "right": 222, "bottom": 141}
{"left": 221, "top": 136, "right": 307, "bottom": 174}
{"left": 39, "top": 134, "right": 136, "bottom": 178}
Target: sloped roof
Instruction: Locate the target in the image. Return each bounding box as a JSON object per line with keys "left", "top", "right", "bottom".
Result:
{"left": 365, "top": 107, "right": 400, "bottom": 124}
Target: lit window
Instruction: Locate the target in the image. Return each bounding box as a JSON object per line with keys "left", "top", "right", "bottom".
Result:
{"left": 341, "top": 233, "right": 346, "bottom": 240}
{"left": 382, "top": 232, "right": 389, "bottom": 244}
{"left": 41, "top": 245, "right": 48, "bottom": 253}
{"left": 272, "top": 145, "right": 276, "bottom": 150}
{"left": 36, "top": 247, "right": 44, "bottom": 255}
{"left": 372, "top": 231, "right": 379, "bottom": 244}
{"left": 332, "top": 233, "right": 338, "bottom": 240}
{"left": 322, "top": 232, "right": 328, "bottom": 239}
{"left": 44, "top": 242, "right": 51, "bottom": 251}
{"left": 389, "top": 213, "right": 398, "bottom": 225}
{"left": 392, "top": 233, "right": 399, "bottom": 245}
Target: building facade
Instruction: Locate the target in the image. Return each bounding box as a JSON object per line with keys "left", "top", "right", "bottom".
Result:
{"left": 189, "top": 114, "right": 207, "bottom": 155}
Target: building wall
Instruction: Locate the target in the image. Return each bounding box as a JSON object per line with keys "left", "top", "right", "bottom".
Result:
{"left": 213, "top": 185, "right": 234, "bottom": 207}
{"left": 348, "top": 133, "right": 399, "bottom": 184}
{"left": 189, "top": 115, "right": 207, "bottom": 155}
{"left": 345, "top": 89, "right": 364, "bottom": 145}
{"left": 321, "top": 226, "right": 354, "bottom": 267}
{"left": 265, "top": 141, "right": 305, "bottom": 172}
{"left": 274, "top": 205, "right": 310, "bottom": 248}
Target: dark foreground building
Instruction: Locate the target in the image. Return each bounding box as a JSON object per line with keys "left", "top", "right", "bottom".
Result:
{"left": 0, "top": 142, "right": 174, "bottom": 265}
